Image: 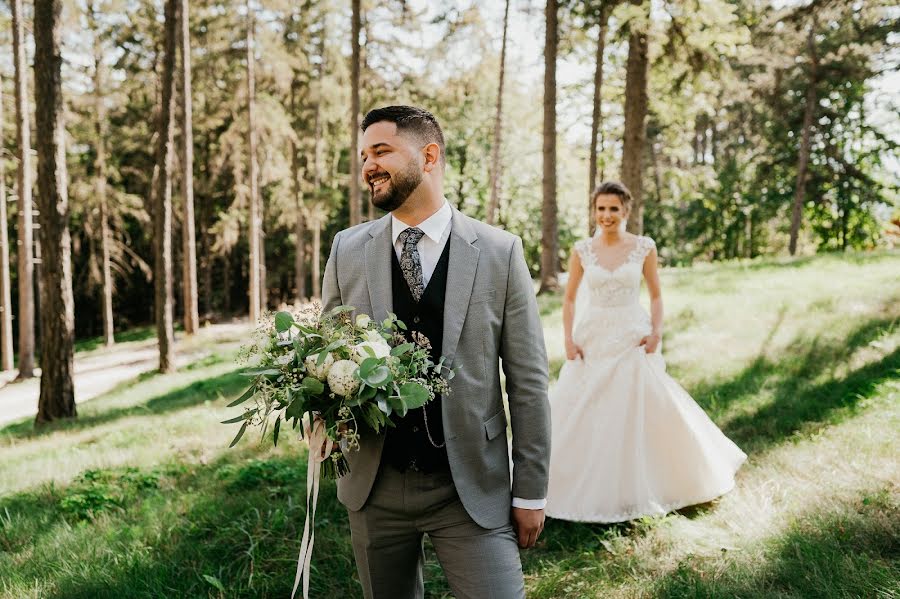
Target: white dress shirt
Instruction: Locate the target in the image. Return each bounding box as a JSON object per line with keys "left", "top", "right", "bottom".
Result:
{"left": 390, "top": 201, "right": 546, "bottom": 511}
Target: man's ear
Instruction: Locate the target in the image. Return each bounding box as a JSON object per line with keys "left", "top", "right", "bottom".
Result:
{"left": 423, "top": 142, "right": 441, "bottom": 172}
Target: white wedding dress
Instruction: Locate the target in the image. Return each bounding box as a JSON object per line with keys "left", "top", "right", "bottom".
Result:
{"left": 545, "top": 235, "right": 746, "bottom": 523}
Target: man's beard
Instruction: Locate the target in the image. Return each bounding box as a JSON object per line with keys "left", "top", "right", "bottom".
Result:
{"left": 369, "top": 159, "right": 423, "bottom": 212}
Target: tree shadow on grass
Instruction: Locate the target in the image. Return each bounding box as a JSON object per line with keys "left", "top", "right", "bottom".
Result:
{"left": 651, "top": 487, "right": 900, "bottom": 598}
{"left": 689, "top": 313, "right": 899, "bottom": 452}
{"left": 0, "top": 451, "right": 362, "bottom": 598}
{"left": 0, "top": 366, "right": 249, "bottom": 444}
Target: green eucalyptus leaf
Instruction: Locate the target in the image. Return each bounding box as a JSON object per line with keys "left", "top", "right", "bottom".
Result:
{"left": 220, "top": 408, "right": 257, "bottom": 424}
{"left": 301, "top": 377, "right": 325, "bottom": 395}
{"left": 274, "top": 311, "right": 294, "bottom": 332}
{"left": 242, "top": 368, "right": 281, "bottom": 377}
{"left": 285, "top": 398, "right": 305, "bottom": 420}
{"left": 327, "top": 305, "right": 356, "bottom": 317}
{"left": 390, "top": 343, "right": 414, "bottom": 356}
{"left": 362, "top": 365, "right": 392, "bottom": 387}
{"left": 388, "top": 396, "right": 408, "bottom": 418}
{"left": 273, "top": 416, "right": 282, "bottom": 447}
{"left": 323, "top": 339, "right": 345, "bottom": 353}
{"left": 358, "top": 357, "right": 381, "bottom": 379}
{"left": 227, "top": 386, "right": 256, "bottom": 407}
{"left": 399, "top": 383, "right": 430, "bottom": 409}
{"left": 228, "top": 421, "right": 249, "bottom": 448}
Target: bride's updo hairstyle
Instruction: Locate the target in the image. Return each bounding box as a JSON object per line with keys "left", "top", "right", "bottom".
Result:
{"left": 591, "top": 181, "right": 633, "bottom": 213}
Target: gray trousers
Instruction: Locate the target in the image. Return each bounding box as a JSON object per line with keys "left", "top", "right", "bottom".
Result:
{"left": 346, "top": 464, "right": 525, "bottom": 599}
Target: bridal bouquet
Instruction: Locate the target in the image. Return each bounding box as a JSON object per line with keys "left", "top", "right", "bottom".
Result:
{"left": 223, "top": 304, "right": 454, "bottom": 479}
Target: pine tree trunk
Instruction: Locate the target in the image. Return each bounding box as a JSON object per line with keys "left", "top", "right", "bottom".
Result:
{"left": 259, "top": 207, "right": 266, "bottom": 310}
{"left": 153, "top": 0, "right": 178, "bottom": 374}
{"left": 223, "top": 249, "right": 231, "bottom": 314}
{"left": 314, "top": 18, "right": 325, "bottom": 191}
{"left": 290, "top": 80, "right": 307, "bottom": 302}
{"left": 0, "top": 78, "right": 14, "bottom": 371}
{"left": 621, "top": 4, "right": 650, "bottom": 235}
{"left": 311, "top": 218, "right": 321, "bottom": 299}
{"left": 179, "top": 0, "right": 199, "bottom": 334}
{"left": 89, "top": 1, "right": 115, "bottom": 347}
{"left": 788, "top": 24, "right": 818, "bottom": 256}
{"left": 588, "top": 4, "right": 610, "bottom": 236}
{"left": 201, "top": 126, "right": 213, "bottom": 316}
{"left": 487, "top": 0, "right": 510, "bottom": 227}
{"left": 650, "top": 139, "right": 663, "bottom": 205}
{"left": 539, "top": 0, "right": 559, "bottom": 294}
{"left": 34, "top": 0, "right": 76, "bottom": 423}
{"left": 246, "top": 0, "right": 261, "bottom": 322}
{"left": 349, "top": 0, "right": 362, "bottom": 226}
{"left": 11, "top": 0, "right": 36, "bottom": 378}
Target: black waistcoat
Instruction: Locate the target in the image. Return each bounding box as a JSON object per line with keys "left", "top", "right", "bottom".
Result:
{"left": 382, "top": 239, "right": 451, "bottom": 473}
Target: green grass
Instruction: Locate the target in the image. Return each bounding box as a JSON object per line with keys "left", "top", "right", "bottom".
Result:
{"left": 72, "top": 325, "right": 162, "bottom": 354}
{"left": 1, "top": 251, "right": 898, "bottom": 598}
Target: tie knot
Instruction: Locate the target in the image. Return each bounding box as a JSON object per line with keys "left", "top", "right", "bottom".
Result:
{"left": 399, "top": 227, "right": 425, "bottom": 247}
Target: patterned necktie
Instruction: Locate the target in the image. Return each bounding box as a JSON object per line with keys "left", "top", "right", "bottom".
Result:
{"left": 398, "top": 227, "right": 426, "bottom": 302}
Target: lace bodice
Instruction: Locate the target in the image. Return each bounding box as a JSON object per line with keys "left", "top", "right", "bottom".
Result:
{"left": 575, "top": 235, "right": 656, "bottom": 308}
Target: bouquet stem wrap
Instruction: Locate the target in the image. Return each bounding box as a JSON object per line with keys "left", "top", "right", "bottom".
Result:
{"left": 291, "top": 418, "right": 333, "bottom": 599}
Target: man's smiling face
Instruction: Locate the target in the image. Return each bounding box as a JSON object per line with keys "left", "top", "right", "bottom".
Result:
{"left": 360, "top": 121, "right": 425, "bottom": 212}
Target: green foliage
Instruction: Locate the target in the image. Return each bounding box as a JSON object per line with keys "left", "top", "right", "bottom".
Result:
{"left": 59, "top": 468, "right": 162, "bottom": 521}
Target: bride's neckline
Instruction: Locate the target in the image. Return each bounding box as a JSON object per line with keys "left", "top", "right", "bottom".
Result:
{"left": 585, "top": 235, "right": 642, "bottom": 273}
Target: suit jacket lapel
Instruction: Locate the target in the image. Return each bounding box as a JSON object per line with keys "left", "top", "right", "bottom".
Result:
{"left": 442, "top": 208, "right": 479, "bottom": 365}
{"left": 365, "top": 214, "right": 393, "bottom": 322}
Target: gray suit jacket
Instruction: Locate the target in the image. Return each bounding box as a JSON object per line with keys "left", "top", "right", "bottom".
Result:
{"left": 322, "top": 207, "right": 550, "bottom": 529}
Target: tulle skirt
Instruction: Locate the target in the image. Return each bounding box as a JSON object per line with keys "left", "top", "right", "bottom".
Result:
{"left": 545, "top": 304, "right": 746, "bottom": 523}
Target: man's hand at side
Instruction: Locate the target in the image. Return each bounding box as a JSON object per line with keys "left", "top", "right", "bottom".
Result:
{"left": 511, "top": 507, "right": 545, "bottom": 549}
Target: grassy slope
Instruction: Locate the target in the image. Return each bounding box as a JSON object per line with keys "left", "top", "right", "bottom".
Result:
{"left": 0, "top": 251, "right": 897, "bottom": 598}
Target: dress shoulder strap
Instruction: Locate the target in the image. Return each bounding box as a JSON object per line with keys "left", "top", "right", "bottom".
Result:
{"left": 574, "top": 238, "right": 596, "bottom": 267}
{"left": 629, "top": 235, "right": 656, "bottom": 264}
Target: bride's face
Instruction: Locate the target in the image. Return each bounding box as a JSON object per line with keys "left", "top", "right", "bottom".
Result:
{"left": 594, "top": 194, "right": 628, "bottom": 232}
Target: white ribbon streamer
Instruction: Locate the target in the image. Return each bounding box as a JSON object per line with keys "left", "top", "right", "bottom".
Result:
{"left": 291, "top": 417, "right": 333, "bottom": 599}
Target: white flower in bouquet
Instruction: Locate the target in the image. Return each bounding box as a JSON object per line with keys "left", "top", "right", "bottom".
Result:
{"left": 276, "top": 350, "right": 296, "bottom": 366}
{"left": 327, "top": 359, "right": 361, "bottom": 397}
{"left": 363, "top": 329, "right": 386, "bottom": 345}
{"left": 355, "top": 314, "right": 371, "bottom": 328}
{"left": 352, "top": 331, "right": 392, "bottom": 364}
{"left": 305, "top": 352, "right": 335, "bottom": 380}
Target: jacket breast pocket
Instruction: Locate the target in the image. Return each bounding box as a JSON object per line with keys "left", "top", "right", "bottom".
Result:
{"left": 484, "top": 409, "right": 507, "bottom": 441}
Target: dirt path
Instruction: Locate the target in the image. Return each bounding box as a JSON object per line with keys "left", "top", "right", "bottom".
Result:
{"left": 0, "top": 321, "right": 252, "bottom": 427}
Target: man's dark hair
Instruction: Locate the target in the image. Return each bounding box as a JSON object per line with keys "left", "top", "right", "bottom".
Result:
{"left": 361, "top": 105, "right": 446, "bottom": 168}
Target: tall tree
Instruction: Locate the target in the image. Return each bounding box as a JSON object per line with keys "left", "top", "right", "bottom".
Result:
{"left": 621, "top": 1, "right": 650, "bottom": 235}
{"left": 588, "top": 1, "right": 613, "bottom": 235}
{"left": 246, "top": 0, "right": 261, "bottom": 322}
{"left": 34, "top": 0, "right": 76, "bottom": 422}
{"left": 0, "top": 77, "right": 14, "bottom": 371}
{"left": 539, "top": 0, "right": 559, "bottom": 293}
{"left": 486, "top": 0, "right": 510, "bottom": 227}
{"left": 153, "top": 0, "right": 178, "bottom": 373}
{"left": 88, "top": 0, "right": 115, "bottom": 347}
{"left": 290, "top": 77, "right": 306, "bottom": 302}
{"left": 310, "top": 205, "right": 323, "bottom": 299}
{"left": 349, "top": 0, "right": 361, "bottom": 226}
{"left": 179, "top": 0, "right": 199, "bottom": 332}
{"left": 11, "top": 0, "right": 36, "bottom": 378}
{"left": 788, "top": 21, "right": 818, "bottom": 256}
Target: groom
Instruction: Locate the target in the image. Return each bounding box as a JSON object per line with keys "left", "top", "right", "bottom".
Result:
{"left": 322, "top": 105, "right": 550, "bottom": 599}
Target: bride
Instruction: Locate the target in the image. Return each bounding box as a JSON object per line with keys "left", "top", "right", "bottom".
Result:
{"left": 545, "top": 181, "right": 746, "bottom": 523}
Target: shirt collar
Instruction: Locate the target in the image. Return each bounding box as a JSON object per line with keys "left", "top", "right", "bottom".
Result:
{"left": 391, "top": 200, "right": 452, "bottom": 245}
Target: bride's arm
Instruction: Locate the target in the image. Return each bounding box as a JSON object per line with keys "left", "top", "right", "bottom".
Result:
{"left": 640, "top": 247, "right": 663, "bottom": 353}
{"left": 563, "top": 251, "right": 585, "bottom": 360}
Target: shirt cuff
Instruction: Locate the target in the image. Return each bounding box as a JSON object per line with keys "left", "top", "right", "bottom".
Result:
{"left": 511, "top": 497, "right": 547, "bottom": 510}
